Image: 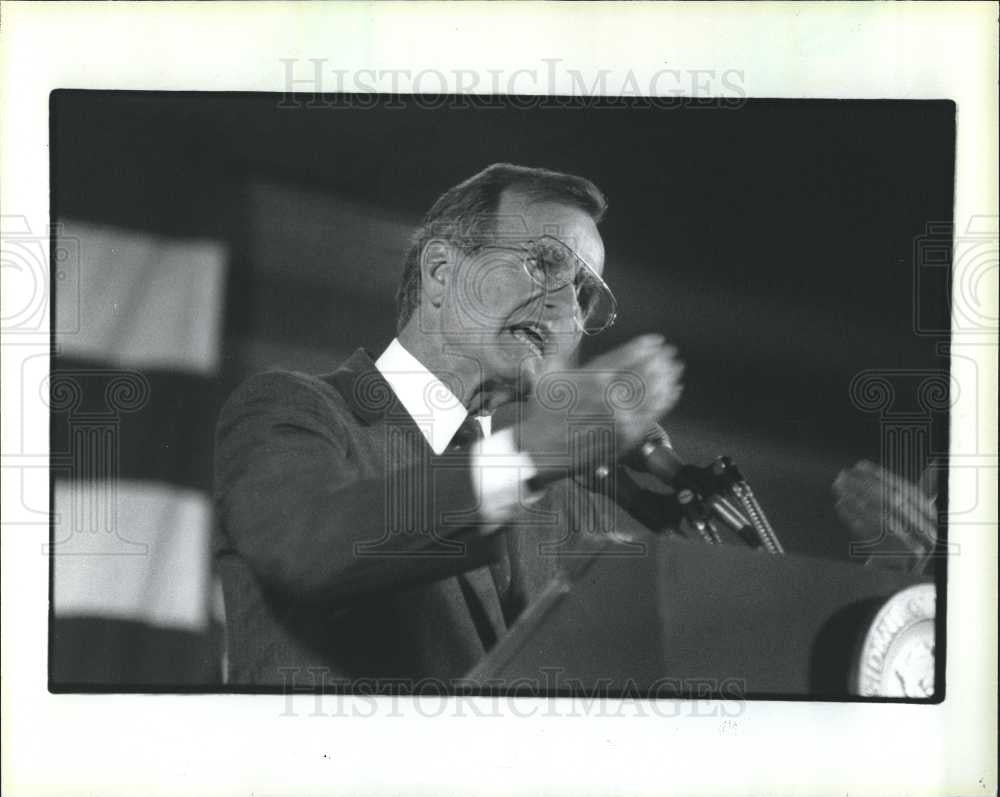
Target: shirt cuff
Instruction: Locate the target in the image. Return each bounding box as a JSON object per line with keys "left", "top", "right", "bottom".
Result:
{"left": 469, "top": 428, "right": 543, "bottom": 528}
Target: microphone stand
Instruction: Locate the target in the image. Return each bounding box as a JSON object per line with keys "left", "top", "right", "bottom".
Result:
{"left": 676, "top": 488, "right": 723, "bottom": 545}
{"left": 712, "top": 457, "right": 785, "bottom": 555}
{"left": 674, "top": 458, "right": 785, "bottom": 555}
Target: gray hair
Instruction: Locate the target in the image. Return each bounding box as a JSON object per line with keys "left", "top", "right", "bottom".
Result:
{"left": 395, "top": 163, "right": 607, "bottom": 332}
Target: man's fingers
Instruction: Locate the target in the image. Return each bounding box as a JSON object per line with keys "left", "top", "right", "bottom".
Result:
{"left": 591, "top": 334, "right": 670, "bottom": 370}
{"left": 834, "top": 464, "right": 938, "bottom": 553}
{"left": 648, "top": 371, "right": 684, "bottom": 411}
{"left": 919, "top": 463, "right": 941, "bottom": 497}
{"left": 584, "top": 336, "right": 684, "bottom": 413}
{"left": 836, "top": 463, "right": 937, "bottom": 516}
{"left": 894, "top": 498, "right": 938, "bottom": 545}
{"left": 849, "top": 460, "right": 935, "bottom": 500}
{"left": 835, "top": 469, "right": 884, "bottom": 505}
{"left": 555, "top": 336, "right": 686, "bottom": 452}
{"left": 835, "top": 498, "right": 923, "bottom": 553}
{"left": 607, "top": 334, "right": 666, "bottom": 362}
{"left": 635, "top": 348, "right": 685, "bottom": 393}
{"left": 644, "top": 348, "right": 684, "bottom": 378}
{"left": 834, "top": 493, "right": 869, "bottom": 523}
{"left": 633, "top": 356, "right": 684, "bottom": 419}
{"left": 637, "top": 366, "right": 682, "bottom": 408}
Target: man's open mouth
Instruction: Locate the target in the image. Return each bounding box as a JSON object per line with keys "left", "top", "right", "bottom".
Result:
{"left": 509, "top": 324, "right": 547, "bottom": 357}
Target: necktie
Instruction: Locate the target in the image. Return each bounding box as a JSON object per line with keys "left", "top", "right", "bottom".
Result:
{"left": 449, "top": 414, "right": 485, "bottom": 450}
{"left": 449, "top": 413, "right": 514, "bottom": 637}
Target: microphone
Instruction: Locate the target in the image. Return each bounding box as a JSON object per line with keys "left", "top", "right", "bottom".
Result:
{"left": 634, "top": 424, "right": 685, "bottom": 482}
{"left": 632, "top": 425, "right": 754, "bottom": 535}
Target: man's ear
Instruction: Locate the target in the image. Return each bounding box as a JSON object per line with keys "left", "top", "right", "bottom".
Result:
{"left": 420, "top": 239, "right": 453, "bottom": 307}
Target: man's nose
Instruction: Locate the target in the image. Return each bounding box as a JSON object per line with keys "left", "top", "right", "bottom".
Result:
{"left": 543, "top": 282, "right": 578, "bottom": 314}
{"left": 540, "top": 284, "right": 584, "bottom": 338}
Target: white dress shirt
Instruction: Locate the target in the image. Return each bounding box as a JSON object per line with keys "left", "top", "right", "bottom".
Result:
{"left": 375, "top": 338, "right": 540, "bottom": 527}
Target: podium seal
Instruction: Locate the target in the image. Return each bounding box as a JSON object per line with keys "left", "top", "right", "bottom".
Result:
{"left": 855, "top": 583, "right": 936, "bottom": 698}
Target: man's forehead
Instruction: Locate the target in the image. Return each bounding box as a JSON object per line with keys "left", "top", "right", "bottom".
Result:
{"left": 491, "top": 190, "right": 605, "bottom": 266}
{"left": 494, "top": 190, "right": 583, "bottom": 232}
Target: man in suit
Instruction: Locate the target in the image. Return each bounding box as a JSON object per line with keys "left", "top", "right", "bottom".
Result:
{"left": 214, "top": 163, "right": 684, "bottom": 687}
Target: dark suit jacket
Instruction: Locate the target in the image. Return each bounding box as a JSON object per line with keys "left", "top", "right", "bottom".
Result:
{"left": 214, "top": 347, "right": 657, "bottom": 687}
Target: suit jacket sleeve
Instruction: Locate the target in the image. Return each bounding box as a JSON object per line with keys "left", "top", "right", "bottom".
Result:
{"left": 214, "top": 371, "right": 505, "bottom": 605}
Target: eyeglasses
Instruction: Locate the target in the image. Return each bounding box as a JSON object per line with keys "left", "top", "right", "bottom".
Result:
{"left": 468, "top": 235, "right": 618, "bottom": 335}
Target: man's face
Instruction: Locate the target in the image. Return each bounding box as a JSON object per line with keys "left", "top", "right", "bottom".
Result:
{"left": 435, "top": 190, "right": 606, "bottom": 394}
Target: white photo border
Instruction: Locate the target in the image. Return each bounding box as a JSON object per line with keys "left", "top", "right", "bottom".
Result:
{"left": 1, "top": 2, "right": 997, "bottom": 795}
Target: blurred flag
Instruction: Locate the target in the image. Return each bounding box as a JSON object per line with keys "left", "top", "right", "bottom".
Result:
{"left": 50, "top": 221, "right": 227, "bottom": 687}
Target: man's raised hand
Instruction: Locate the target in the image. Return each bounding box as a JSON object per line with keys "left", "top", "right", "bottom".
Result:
{"left": 517, "top": 334, "right": 685, "bottom": 483}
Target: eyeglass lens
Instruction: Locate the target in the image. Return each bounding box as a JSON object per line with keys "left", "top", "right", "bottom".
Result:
{"left": 526, "top": 239, "right": 616, "bottom": 333}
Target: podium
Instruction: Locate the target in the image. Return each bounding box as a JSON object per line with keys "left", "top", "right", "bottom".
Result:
{"left": 468, "top": 536, "right": 934, "bottom": 698}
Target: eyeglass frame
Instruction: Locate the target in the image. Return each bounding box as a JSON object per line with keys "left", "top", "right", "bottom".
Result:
{"left": 461, "top": 234, "right": 619, "bottom": 335}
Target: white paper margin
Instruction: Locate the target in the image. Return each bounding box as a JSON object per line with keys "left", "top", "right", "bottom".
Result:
{"left": 1, "top": 2, "right": 996, "bottom": 796}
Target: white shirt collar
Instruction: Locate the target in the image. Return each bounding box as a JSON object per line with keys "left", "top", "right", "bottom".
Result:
{"left": 374, "top": 338, "right": 491, "bottom": 454}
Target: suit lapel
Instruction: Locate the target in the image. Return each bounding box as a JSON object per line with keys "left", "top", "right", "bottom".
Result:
{"left": 324, "top": 347, "right": 511, "bottom": 644}
{"left": 324, "top": 348, "right": 403, "bottom": 426}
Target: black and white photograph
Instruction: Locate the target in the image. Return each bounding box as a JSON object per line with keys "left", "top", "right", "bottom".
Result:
{"left": 47, "top": 91, "right": 954, "bottom": 700}
{"left": 2, "top": 3, "right": 996, "bottom": 796}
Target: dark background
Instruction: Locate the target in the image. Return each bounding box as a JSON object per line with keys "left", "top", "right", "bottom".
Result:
{"left": 52, "top": 92, "right": 953, "bottom": 565}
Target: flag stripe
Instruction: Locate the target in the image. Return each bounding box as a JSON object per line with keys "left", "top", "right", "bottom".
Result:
{"left": 57, "top": 220, "right": 227, "bottom": 375}
{"left": 50, "top": 357, "right": 219, "bottom": 492}
{"left": 50, "top": 617, "right": 222, "bottom": 688}
{"left": 52, "top": 480, "right": 212, "bottom": 631}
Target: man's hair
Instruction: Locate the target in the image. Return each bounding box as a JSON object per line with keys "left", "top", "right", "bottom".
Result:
{"left": 395, "top": 163, "right": 608, "bottom": 332}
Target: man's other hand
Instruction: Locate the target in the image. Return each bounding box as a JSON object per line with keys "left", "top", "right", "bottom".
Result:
{"left": 833, "top": 460, "right": 938, "bottom": 567}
